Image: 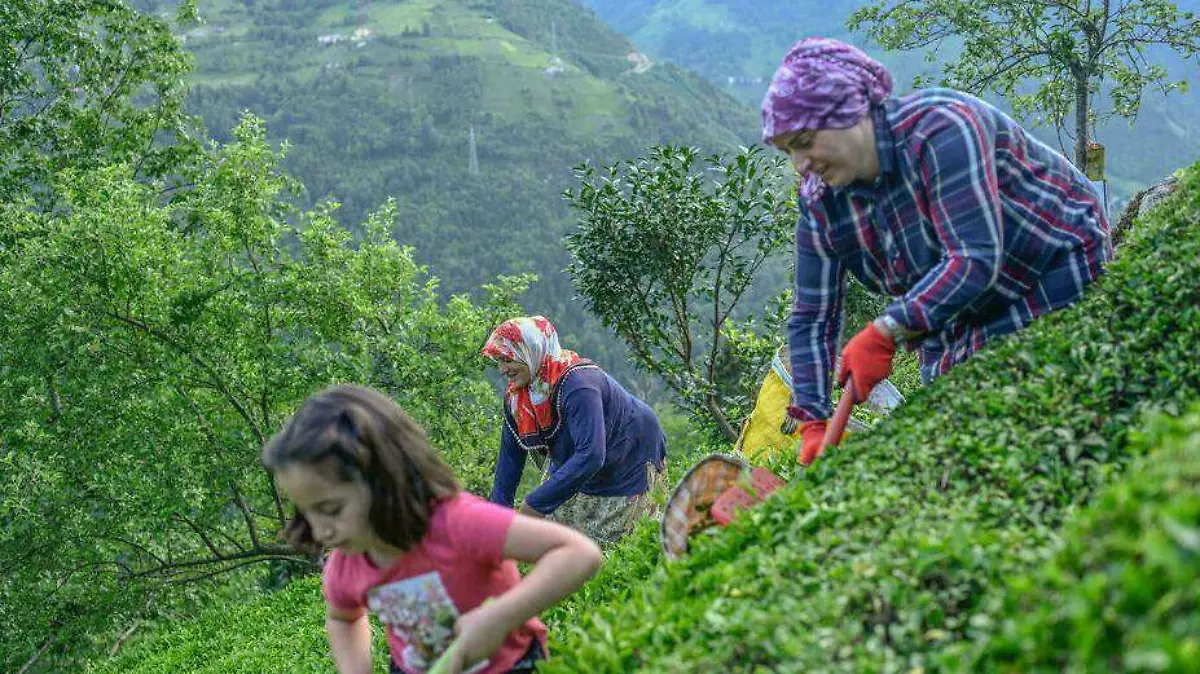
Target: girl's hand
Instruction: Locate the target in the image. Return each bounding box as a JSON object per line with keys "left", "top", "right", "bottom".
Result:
{"left": 444, "top": 601, "right": 510, "bottom": 674}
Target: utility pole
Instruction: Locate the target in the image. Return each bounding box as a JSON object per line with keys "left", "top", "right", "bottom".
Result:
{"left": 468, "top": 125, "right": 479, "bottom": 175}
{"left": 551, "top": 20, "right": 557, "bottom": 57}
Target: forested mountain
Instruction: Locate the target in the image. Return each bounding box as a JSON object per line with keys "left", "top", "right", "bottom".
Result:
{"left": 582, "top": 0, "right": 1200, "bottom": 202}
{"left": 135, "top": 0, "right": 760, "bottom": 381}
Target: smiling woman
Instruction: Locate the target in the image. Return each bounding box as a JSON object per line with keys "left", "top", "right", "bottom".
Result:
{"left": 773, "top": 124, "right": 879, "bottom": 188}
{"left": 760, "top": 37, "right": 1114, "bottom": 466}
{"left": 481, "top": 316, "right": 668, "bottom": 545}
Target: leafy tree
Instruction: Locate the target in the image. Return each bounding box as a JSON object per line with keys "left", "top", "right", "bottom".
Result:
{"left": 0, "top": 116, "right": 526, "bottom": 672}
{"left": 0, "top": 0, "right": 201, "bottom": 205}
{"left": 565, "top": 146, "right": 795, "bottom": 440}
{"left": 849, "top": 0, "right": 1200, "bottom": 167}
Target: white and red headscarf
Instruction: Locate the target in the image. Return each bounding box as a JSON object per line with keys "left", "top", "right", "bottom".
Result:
{"left": 481, "top": 316, "right": 584, "bottom": 437}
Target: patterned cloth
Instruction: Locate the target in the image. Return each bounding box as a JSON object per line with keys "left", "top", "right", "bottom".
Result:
{"left": 761, "top": 37, "right": 894, "bottom": 142}
{"left": 481, "top": 316, "right": 585, "bottom": 439}
{"left": 548, "top": 464, "right": 664, "bottom": 545}
{"left": 787, "top": 89, "right": 1113, "bottom": 421}
{"left": 761, "top": 37, "right": 895, "bottom": 204}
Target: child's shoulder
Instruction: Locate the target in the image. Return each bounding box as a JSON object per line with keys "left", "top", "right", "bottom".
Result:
{"left": 432, "top": 491, "right": 513, "bottom": 528}
{"left": 323, "top": 547, "right": 371, "bottom": 580}
{"left": 321, "top": 548, "right": 376, "bottom": 609}
{"left": 429, "top": 492, "right": 516, "bottom": 560}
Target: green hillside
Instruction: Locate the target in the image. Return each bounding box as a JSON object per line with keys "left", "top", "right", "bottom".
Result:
{"left": 137, "top": 0, "right": 760, "bottom": 375}
{"left": 581, "top": 0, "right": 1200, "bottom": 203}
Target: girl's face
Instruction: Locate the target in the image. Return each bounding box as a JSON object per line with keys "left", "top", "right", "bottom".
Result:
{"left": 277, "top": 461, "right": 377, "bottom": 555}
{"left": 495, "top": 355, "right": 533, "bottom": 389}
{"left": 776, "top": 115, "right": 878, "bottom": 187}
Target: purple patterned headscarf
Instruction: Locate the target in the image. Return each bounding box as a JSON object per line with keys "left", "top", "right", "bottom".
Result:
{"left": 761, "top": 38, "right": 893, "bottom": 144}
{"left": 761, "top": 38, "right": 893, "bottom": 202}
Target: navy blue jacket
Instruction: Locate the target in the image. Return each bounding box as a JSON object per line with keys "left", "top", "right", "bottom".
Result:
{"left": 488, "top": 364, "right": 667, "bottom": 514}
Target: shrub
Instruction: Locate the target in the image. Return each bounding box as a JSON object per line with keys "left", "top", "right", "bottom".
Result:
{"left": 959, "top": 403, "right": 1200, "bottom": 673}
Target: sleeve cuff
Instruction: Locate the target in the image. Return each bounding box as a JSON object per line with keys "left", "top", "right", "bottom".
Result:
{"left": 787, "top": 404, "right": 826, "bottom": 423}
{"left": 884, "top": 301, "right": 925, "bottom": 338}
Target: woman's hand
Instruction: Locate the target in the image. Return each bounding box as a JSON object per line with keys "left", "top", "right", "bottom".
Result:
{"left": 837, "top": 322, "right": 896, "bottom": 402}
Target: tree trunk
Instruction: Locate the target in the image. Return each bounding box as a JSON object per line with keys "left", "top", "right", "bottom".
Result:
{"left": 1074, "top": 72, "right": 1090, "bottom": 168}
{"left": 705, "top": 395, "right": 739, "bottom": 442}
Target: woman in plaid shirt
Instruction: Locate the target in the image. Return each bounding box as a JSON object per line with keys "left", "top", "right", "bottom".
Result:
{"left": 763, "top": 38, "right": 1113, "bottom": 464}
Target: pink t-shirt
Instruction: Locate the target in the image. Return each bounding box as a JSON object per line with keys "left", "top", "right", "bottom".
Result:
{"left": 322, "top": 492, "right": 547, "bottom": 674}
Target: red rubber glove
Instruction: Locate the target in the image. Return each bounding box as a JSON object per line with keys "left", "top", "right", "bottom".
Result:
{"left": 798, "top": 419, "right": 827, "bottom": 466}
{"left": 838, "top": 322, "right": 896, "bottom": 403}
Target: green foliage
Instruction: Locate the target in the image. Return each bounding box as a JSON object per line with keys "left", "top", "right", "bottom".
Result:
{"left": 0, "top": 116, "right": 525, "bottom": 672}
{"left": 0, "top": 0, "right": 200, "bottom": 205}
{"left": 535, "top": 161, "right": 1200, "bottom": 672}
{"left": 956, "top": 403, "right": 1200, "bottom": 672}
{"left": 565, "top": 145, "right": 795, "bottom": 440}
{"left": 84, "top": 574, "right": 391, "bottom": 674}
{"left": 849, "top": 0, "right": 1200, "bottom": 165}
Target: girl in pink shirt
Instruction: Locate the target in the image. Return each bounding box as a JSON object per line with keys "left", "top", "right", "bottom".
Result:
{"left": 262, "top": 385, "right": 603, "bottom": 674}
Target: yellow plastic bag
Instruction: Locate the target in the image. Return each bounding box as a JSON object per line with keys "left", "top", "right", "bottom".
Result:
{"left": 736, "top": 349, "right": 799, "bottom": 461}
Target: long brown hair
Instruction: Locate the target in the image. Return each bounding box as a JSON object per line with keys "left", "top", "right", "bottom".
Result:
{"left": 261, "top": 385, "right": 459, "bottom": 554}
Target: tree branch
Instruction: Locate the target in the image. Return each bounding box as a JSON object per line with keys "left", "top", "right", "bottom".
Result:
{"left": 229, "top": 482, "right": 263, "bottom": 549}
{"left": 170, "top": 513, "right": 223, "bottom": 559}
{"left": 17, "top": 635, "right": 57, "bottom": 674}
{"left": 123, "top": 544, "right": 297, "bottom": 581}
{"left": 102, "top": 309, "right": 265, "bottom": 443}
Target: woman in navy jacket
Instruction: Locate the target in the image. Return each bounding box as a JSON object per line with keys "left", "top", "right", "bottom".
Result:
{"left": 482, "top": 316, "right": 667, "bottom": 544}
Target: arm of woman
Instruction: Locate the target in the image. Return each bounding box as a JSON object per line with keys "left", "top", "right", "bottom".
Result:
{"left": 326, "top": 604, "right": 373, "bottom": 674}
{"left": 446, "top": 516, "right": 603, "bottom": 673}
{"left": 488, "top": 424, "right": 527, "bottom": 508}
{"left": 522, "top": 385, "right": 606, "bottom": 514}
{"left": 787, "top": 205, "right": 847, "bottom": 422}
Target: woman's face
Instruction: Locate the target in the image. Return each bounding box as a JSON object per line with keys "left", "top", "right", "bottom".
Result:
{"left": 776, "top": 115, "right": 878, "bottom": 187}
{"left": 496, "top": 355, "right": 533, "bottom": 388}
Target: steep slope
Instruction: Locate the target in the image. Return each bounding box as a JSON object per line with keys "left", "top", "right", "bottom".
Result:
{"left": 140, "top": 0, "right": 760, "bottom": 369}
{"left": 537, "top": 160, "right": 1200, "bottom": 671}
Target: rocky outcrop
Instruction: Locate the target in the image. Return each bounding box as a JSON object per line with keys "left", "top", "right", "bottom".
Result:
{"left": 1113, "top": 175, "right": 1180, "bottom": 248}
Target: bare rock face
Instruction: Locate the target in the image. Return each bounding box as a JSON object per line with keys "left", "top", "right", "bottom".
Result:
{"left": 1114, "top": 176, "right": 1180, "bottom": 248}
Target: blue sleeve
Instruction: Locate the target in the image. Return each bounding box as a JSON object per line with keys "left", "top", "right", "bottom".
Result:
{"left": 488, "top": 424, "right": 526, "bottom": 508}
{"left": 523, "top": 385, "right": 606, "bottom": 514}
{"left": 787, "top": 205, "right": 846, "bottom": 421}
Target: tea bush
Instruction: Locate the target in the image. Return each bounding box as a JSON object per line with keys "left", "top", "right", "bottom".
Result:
{"left": 960, "top": 404, "right": 1200, "bottom": 673}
